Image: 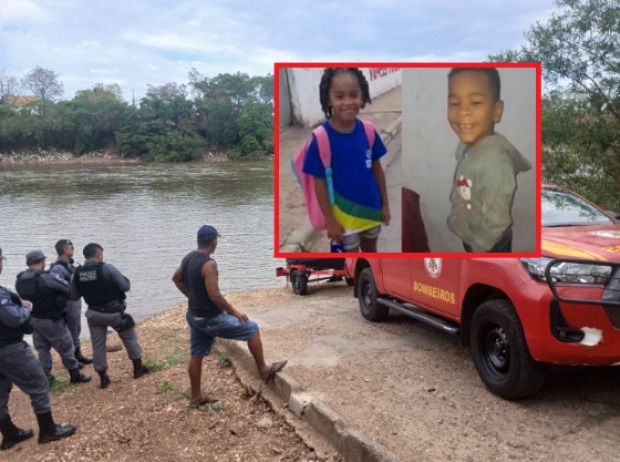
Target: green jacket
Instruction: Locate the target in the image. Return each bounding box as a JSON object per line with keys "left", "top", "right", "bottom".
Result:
{"left": 447, "top": 133, "right": 531, "bottom": 252}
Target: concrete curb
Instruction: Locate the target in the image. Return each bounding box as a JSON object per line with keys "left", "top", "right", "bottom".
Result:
{"left": 281, "top": 117, "right": 402, "bottom": 253}
{"left": 220, "top": 339, "right": 399, "bottom": 462}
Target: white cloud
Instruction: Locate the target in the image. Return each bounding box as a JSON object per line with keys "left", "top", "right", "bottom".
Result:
{"left": 0, "top": 0, "right": 47, "bottom": 22}
{"left": 0, "top": 0, "right": 558, "bottom": 100}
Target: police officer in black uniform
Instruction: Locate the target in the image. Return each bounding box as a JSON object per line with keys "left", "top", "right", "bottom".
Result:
{"left": 0, "top": 247, "right": 76, "bottom": 450}
{"left": 50, "top": 239, "right": 93, "bottom": 365}
{"left": 15, "top": 250, "right": 91, "bottom": 385}
{"left": 69, "top": 243, "right": 149, "bottom": 389}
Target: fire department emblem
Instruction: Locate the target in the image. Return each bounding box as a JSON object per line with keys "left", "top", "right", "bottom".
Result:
{"left": 424, "top": 258, "right": 442, "bottom": 279}
{"left": 591, "top": 230, "right": 620, "bottom": 239}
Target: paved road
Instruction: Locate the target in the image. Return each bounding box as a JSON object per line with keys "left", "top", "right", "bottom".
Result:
{"left": 228, "top": 285, "right": 620, "bottom": 462}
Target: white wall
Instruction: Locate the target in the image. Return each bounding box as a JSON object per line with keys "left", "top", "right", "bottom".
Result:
{"left": 401, "top": 67, "right": 538, "bottom": 252}
{"left": 285, "top": 67, "right": 401, "bottom": 127}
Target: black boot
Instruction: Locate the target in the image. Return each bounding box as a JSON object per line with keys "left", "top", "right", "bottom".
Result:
{"left": 69, "top": 369, "right": 91, "bottom": 384}
{"left": 74, "top": 347, "right": 93, "bottom": 365}
{"left": 36, "top": 412, "right": 76, "bottom": 444}
{"left": 99, "top": 370, "right": 111, "bottom": 389}
{"left": 0, "top": 415, "right": 33, "bottom": 450}
{"left": 43, "top": 368, "right": 55, "bottom": 385}
{"left": 132, "top": 358, "right": 150, "bottom": 379}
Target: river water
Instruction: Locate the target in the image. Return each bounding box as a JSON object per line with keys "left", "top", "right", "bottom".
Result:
{"left": 0, "top": 160, "right": 284, "bottom": 330}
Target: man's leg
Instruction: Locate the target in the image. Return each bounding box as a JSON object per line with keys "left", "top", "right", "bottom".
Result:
{"left": 31, "top": 320, "right": 53, "bottom": 371}
{"left": 67, "top": 300, "right": 92, "bottom": 364}
{"left": 85, "top": 310, "right": 108, "bottom": 373}
{"left": 185, "top": 311, "right": 217, "bottom": 405}
{"left": 188, "top": 356, "right": 204, "bottom": 404}
{"left": 65, "top": 301, "right": 81, "bottom": 350}
{"left": 247, "top": 331, "right": 271, "bottom": 379}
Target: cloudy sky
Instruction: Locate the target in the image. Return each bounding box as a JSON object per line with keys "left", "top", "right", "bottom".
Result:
{"left": 0, "top": 0, "right": 556, "bottom": 101}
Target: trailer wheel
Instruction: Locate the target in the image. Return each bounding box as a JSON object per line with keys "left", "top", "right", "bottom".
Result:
{"left": 358, "top": 268, "right": 388, "bottom": 321}
{"left": 290, "top": 270, "right": 309, "bottom": 296}
{"left": 470, "top": 299, "right": 546, "bottom": 400}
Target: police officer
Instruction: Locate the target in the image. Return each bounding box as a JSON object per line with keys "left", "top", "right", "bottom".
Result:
{"left": 50, "top": 239, "right": 93, "bottom": 365}
{"left": 69, "top": 243, "right": 149, "bottom": 389}
{"left": 0, "top": 247, "right": 76, "bottom": 450}
{"left": 15, "top": 250, "right": 91, "bottom": 385}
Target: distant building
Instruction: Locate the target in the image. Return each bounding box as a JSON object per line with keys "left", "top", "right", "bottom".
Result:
{"left": 1, "top": 94, "right": 37, "bottom": 106}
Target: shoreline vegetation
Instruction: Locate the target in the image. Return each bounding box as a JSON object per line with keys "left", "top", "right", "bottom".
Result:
{"left": 0, "top": 70, "right": 274, "bottom": 164}
{"left": 0, "top": 147, "right": 236, "bottom": 165}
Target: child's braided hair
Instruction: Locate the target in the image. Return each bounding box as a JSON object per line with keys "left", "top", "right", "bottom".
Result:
{"left": 319, "top": 68, "right": 372, "bottom": 119}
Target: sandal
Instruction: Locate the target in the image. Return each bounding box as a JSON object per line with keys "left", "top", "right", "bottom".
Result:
{"left": 262, "top": 360, "right": 288, "bottom": 384}
{"left": 189, "top": 395, "right": 219, "bottom": 407}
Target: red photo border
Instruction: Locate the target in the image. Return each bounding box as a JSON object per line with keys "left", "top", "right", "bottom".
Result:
{"left": 274, "top": 62, "right": 542, "bottom": 259}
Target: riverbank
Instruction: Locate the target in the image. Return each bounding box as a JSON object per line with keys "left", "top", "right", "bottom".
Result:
{"left": 5, "top": 289, "right": 333, "bottom": 462}
{"left": 0, "top": 148, "right": 232, "bottom": 164}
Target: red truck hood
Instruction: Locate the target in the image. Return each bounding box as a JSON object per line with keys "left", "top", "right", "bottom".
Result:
{"left": 542, "top": 224, "right": 620, "bottom": 261}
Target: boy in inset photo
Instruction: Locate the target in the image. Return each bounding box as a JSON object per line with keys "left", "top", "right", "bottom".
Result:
{"left": 446, "top": 68, "right": 531, "bottom": 252}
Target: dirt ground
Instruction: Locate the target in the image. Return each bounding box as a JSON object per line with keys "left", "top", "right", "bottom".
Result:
{"left": 3, "top": 286, "right": 620, "bottom": 462}
{"left": 2, "top": 294, "right": 336, "bottom": 462}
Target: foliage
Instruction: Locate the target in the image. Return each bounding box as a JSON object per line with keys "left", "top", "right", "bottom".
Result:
{"left": 489, "top": 0, "right": 620, "bottom": 210}
{"left": 0, "top": 67, "right": 274, "bottom": 162}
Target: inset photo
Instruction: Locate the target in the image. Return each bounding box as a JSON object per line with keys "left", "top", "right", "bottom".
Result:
{"left": 401, "top": 65, "right": 539, "bottom": 254}
{"left": 276, "top": 65, "right": 403, "bottom": 257}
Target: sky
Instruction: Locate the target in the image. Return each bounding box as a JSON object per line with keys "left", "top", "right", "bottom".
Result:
{"left": 0, "top": 0, "right": 557, "bottom": 101}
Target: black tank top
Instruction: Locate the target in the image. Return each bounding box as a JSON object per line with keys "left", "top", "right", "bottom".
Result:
{"left": 181, "top": 251, "right": 221, "bottom": 318}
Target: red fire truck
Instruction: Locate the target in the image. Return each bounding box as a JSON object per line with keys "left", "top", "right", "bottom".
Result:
{"left": 348, "top": 185, "right": 620, "bottom": 399}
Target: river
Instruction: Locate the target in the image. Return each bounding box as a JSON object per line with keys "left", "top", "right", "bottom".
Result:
{"left": 0, "top": 160, "right": 284, "bottom": 331}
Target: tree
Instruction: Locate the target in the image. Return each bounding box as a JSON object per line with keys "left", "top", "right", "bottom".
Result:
{"left": 489, "top": 0, "right": 620, "bottom": 210}
{"left": 21, "top": 66, "right": 64, "bottom": 101}
{"left": 0, "top": 68, "right": 20, "bottom": 102}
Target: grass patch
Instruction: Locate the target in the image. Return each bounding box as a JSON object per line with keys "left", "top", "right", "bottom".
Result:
{"left": 156, "top": 380, "right": 176, "bottom": 395}
{"left": 216, "top": 349, "right": 232, "bottom": 368}
{"left": 239, "top": 382, "right": 263, "bottom": 399}
{"left": 49, "top": 380, "right": 79, "bottom": 395}
{"left": 143, "top": 358, "right": 167, "bottom": 372}
{"left": 155, "top": 381, "right": 187, "bottom": 401}
{"left": 143, "top": 350, "right": 189, "bottom": 373}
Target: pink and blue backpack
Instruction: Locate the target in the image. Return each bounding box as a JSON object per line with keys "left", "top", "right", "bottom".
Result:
{"left": 291, "top": 120, "right": 376, "bottom": 230}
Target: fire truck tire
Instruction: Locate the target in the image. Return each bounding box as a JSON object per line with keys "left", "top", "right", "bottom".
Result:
{"left": 290, "top": 270, "right": 308, "bottom": 296}
{"left": 471, "top": 299, "right": 546, "bottom": 400}
{"left": 358, "top": 268, "right": 389, "bottom": 321}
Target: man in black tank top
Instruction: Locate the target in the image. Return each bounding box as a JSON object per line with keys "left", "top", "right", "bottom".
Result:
{"left": 172, "top": 225, "right": 287, "bottom": 407}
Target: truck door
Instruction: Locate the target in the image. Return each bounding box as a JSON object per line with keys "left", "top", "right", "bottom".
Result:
{"left": 379, "top": 259, "right": 412, "bottom": 300}
{"left": 409, "top": 258, "right": 461, "bottom": 319}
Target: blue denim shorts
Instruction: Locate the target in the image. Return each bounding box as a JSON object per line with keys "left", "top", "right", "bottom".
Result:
{"left": 186, "top": 311, "right": 259, "bottom": 357}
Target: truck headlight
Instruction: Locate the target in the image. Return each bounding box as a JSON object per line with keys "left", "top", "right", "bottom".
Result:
{"left": 521, "top": 258, "right": 611, "bottom": 285}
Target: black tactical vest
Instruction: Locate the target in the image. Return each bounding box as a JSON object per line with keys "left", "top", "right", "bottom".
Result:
{"left": 15, "top": 270, "right": 64, "bottom": 320}
{"left": 74, "top": 262, "right": 125, "bottom": 308}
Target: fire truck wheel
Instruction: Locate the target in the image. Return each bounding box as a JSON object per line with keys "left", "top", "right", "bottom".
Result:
{"left": 358, "top": 268, "right": 389, "bottom": 321}
{"left": 470, "top": 299, "right": 546, "bottom": 400}
{"left": 290, "top": 269, "right": 308, "bottom": 296}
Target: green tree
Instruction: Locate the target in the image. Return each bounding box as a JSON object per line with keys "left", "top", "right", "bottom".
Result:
{"left": 69, "top": 84, "right": 130, "bottom": 153}
{"left": 489, "top": 0, "right": 620, "bottom": 210}
{"left": 234, "top": 103, "right": 273, "bottom": 158}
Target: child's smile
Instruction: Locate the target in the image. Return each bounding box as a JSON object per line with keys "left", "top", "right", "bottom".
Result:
{"left": 448, "top": 70, "right": 503, "bottom": 148}
{"left": 328, "top": 73, "right": 362, "bottom": 129}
